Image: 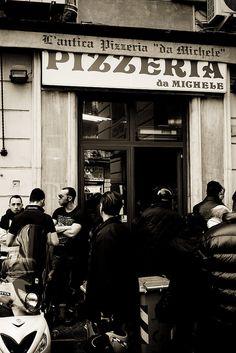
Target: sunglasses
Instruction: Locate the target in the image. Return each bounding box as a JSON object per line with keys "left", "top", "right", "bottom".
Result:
{"left": 58, "top": 194, "right": 68, "bottom": 199}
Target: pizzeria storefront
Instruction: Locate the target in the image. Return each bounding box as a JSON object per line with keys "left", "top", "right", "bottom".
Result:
{"left": 40, "top": 35, "right": 228, "bottom": 224}
{"left": 0, "top": 26, "right": 233, "bottom": 221}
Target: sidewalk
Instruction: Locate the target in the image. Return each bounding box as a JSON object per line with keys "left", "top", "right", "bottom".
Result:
{"left": 51, "top": 321, "right": 87, "bottom": 353}
{"left": 52, "top": 339, "right": 86, "bottom": 353}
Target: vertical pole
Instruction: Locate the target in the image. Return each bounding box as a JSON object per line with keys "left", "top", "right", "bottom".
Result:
{"left": 0, "top": 50, "right": 7, "bottom": 156}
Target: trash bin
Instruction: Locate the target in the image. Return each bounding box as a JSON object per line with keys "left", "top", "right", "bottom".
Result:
{"left": 139, "top": 276, "right": 173, "bottom": 353}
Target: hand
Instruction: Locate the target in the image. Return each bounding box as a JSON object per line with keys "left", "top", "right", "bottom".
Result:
{"left": 47, "top": 270, "right": 54, "bottom": 281}
{"left": 0, "top": 296, "right": 13, "bottom": 307}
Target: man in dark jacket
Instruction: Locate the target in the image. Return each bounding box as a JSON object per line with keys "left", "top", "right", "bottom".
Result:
{"left": 0, "top": 195, "right": 24, "bottom": 252}
{"left": 133, "top": 187, "right": 184, "bottom": 277}
{"left": 193, "top": 180, "right": 224, "bottom": 222}
{"left": 134, "top": 188, "right": 204, "bottom": 353}
{"left": 86, "top": 191, "right": 138, "bottom": 352}
{"left": 0, "top": 195, "right": 24, "bottom": 231}
{"left": 196, "top": 211, "right": 236, "bottom": 353}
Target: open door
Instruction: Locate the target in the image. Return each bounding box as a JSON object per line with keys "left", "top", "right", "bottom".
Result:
{"left": 134, "top": 147, "right": 184, "bottom": 216}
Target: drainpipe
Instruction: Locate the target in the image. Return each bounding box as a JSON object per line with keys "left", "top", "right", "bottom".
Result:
{"left": 0, "top": 51, "right": 7, "bottom": 157}
{"left": 62, "top": 0, "right": 78, "bottom": 23}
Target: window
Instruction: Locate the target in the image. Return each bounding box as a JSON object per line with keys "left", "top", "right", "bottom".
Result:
{"left": 82, "top": 101, "right": 128, "bottom": 140}
{"left": 135, "top": 96, "right": 186, "bottom": 141}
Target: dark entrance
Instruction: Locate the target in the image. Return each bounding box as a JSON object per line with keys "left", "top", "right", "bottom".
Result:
{"left": 78, "top": 94, "right": 187, "bottom": 226}
{"left": 134, "top": 147, "right": 183, "bottom": 216}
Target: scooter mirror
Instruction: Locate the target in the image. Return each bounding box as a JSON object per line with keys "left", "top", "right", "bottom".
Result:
{"left": 25, "top": 292, "right": 40, "bottom": 313}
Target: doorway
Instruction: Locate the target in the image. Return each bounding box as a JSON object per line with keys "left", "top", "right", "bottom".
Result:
{"left": 78, "top": 94, "right": 187, "bottom": 225}
{"left": 134, "top": 147, "right": 183, "bottom": 216}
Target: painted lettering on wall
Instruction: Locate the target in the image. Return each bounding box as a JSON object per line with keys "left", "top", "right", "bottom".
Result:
{"left": 42, "top": 51, "right": 227, "bottom": 93}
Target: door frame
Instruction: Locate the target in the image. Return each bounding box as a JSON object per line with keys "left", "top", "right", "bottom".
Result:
{"left": 77, "top": 94, "right": 188, "bottom": 227}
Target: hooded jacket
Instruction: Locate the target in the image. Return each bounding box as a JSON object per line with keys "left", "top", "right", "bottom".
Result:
{"left": 0, "top": 209, "right": 24, "bottom": 231}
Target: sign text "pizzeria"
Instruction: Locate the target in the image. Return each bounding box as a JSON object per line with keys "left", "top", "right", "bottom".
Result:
{"left": 42, "top": 51, "right": 227, "bottom": 93}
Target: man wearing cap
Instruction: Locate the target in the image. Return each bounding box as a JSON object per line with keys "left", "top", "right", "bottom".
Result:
{"left": 134, "top": 188, "right": 201, "bottom": 353}
{"left": 133, "top": 187, "right": 184, "bottom": 278}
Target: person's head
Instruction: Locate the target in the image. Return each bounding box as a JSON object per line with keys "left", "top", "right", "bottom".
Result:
{"left": 100, "top": 191, "right": 123, "bottom": 217}
{"left": 211, "top": 205, "right": 229, "bottom": 220}
{"left": 9, "top": 195, "right": 23, "bottom": 214}
{"left": 58, "top": 187, "right": 76, "bottom": 206}
{"left": 152, "top": 187, "right": 174, "bottom": 208}
{"left": 29, "top": 188, "right": 45, "bottom": 207}
{"left": 232, "top": 191, "right": 236, "bottom": 212}
{"left": 206, "top": 180, "right": 224, "bottom": 200}
{"left": 86, "top": 193, "right": 102, "bottom": 211}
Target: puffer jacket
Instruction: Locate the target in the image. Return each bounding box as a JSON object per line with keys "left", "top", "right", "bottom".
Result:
{"left": 202, "top": 213, "right": 236, "bottom": 325}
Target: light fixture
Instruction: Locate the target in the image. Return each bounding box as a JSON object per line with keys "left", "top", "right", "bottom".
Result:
{"left": 82, "top": 113, "right": 111, "bottom": 123}
{"left": 168, "top": 118, "right": 182, "bottom": 127}
{"left": 139, "top": 128, "right": 177, "bottom": 135}
{"left": 9, "top": 65, "right": 28, "bottom": 84}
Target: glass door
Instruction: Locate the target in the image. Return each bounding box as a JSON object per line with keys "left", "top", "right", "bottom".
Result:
{"left": 83, "top": 148, "right": 128, "bottom": 222}
{"left": 78, "top": 94, "right": 187, "bottom": 226}
{"left": 79, "top": 99, "right": 130, "bottom": 222}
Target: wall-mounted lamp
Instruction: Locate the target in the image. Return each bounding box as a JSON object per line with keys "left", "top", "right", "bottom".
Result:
{"left": 9, "top": 65, "right": 28, "bottom": 84}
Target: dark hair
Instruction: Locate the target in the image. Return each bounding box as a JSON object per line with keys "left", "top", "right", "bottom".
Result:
{"left": 86, "top": 193, "right": 102, "bottom": 210}
{"left": 100, "top": 191, "right": 123, "bottom": 216}
{"left": 29, "top": 188, "right": 45, "bottom": 202}
{"left": 62, "top": 187, "right": 76, "bottom": 202}
{"left": 206, "top": 180, "right": 223, "bottom": 197}
{"left": 9, "top": 195, "right": 22, "bottom": 203}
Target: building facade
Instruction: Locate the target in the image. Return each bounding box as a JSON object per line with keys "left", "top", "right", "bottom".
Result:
{"left": 0, "top": 0, "right": 236, "bottom": 225}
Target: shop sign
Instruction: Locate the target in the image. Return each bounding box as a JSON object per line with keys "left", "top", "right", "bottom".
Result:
{"left": 42, "top": 51, "right": 227, "bottom": 93}
{"left": 1, "top": 29, "right": 236, "bottom": 64}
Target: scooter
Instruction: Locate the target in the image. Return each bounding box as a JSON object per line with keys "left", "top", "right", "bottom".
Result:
{"left": 0, "top": 277, "right": 51, "bottom": 353}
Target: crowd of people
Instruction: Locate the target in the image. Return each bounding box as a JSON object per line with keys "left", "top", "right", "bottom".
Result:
{"left": 134, "top": 180, "right": 236, "bottom": 353}
{"left": 0, "top": 181, "right": 235, "bottom": 353}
